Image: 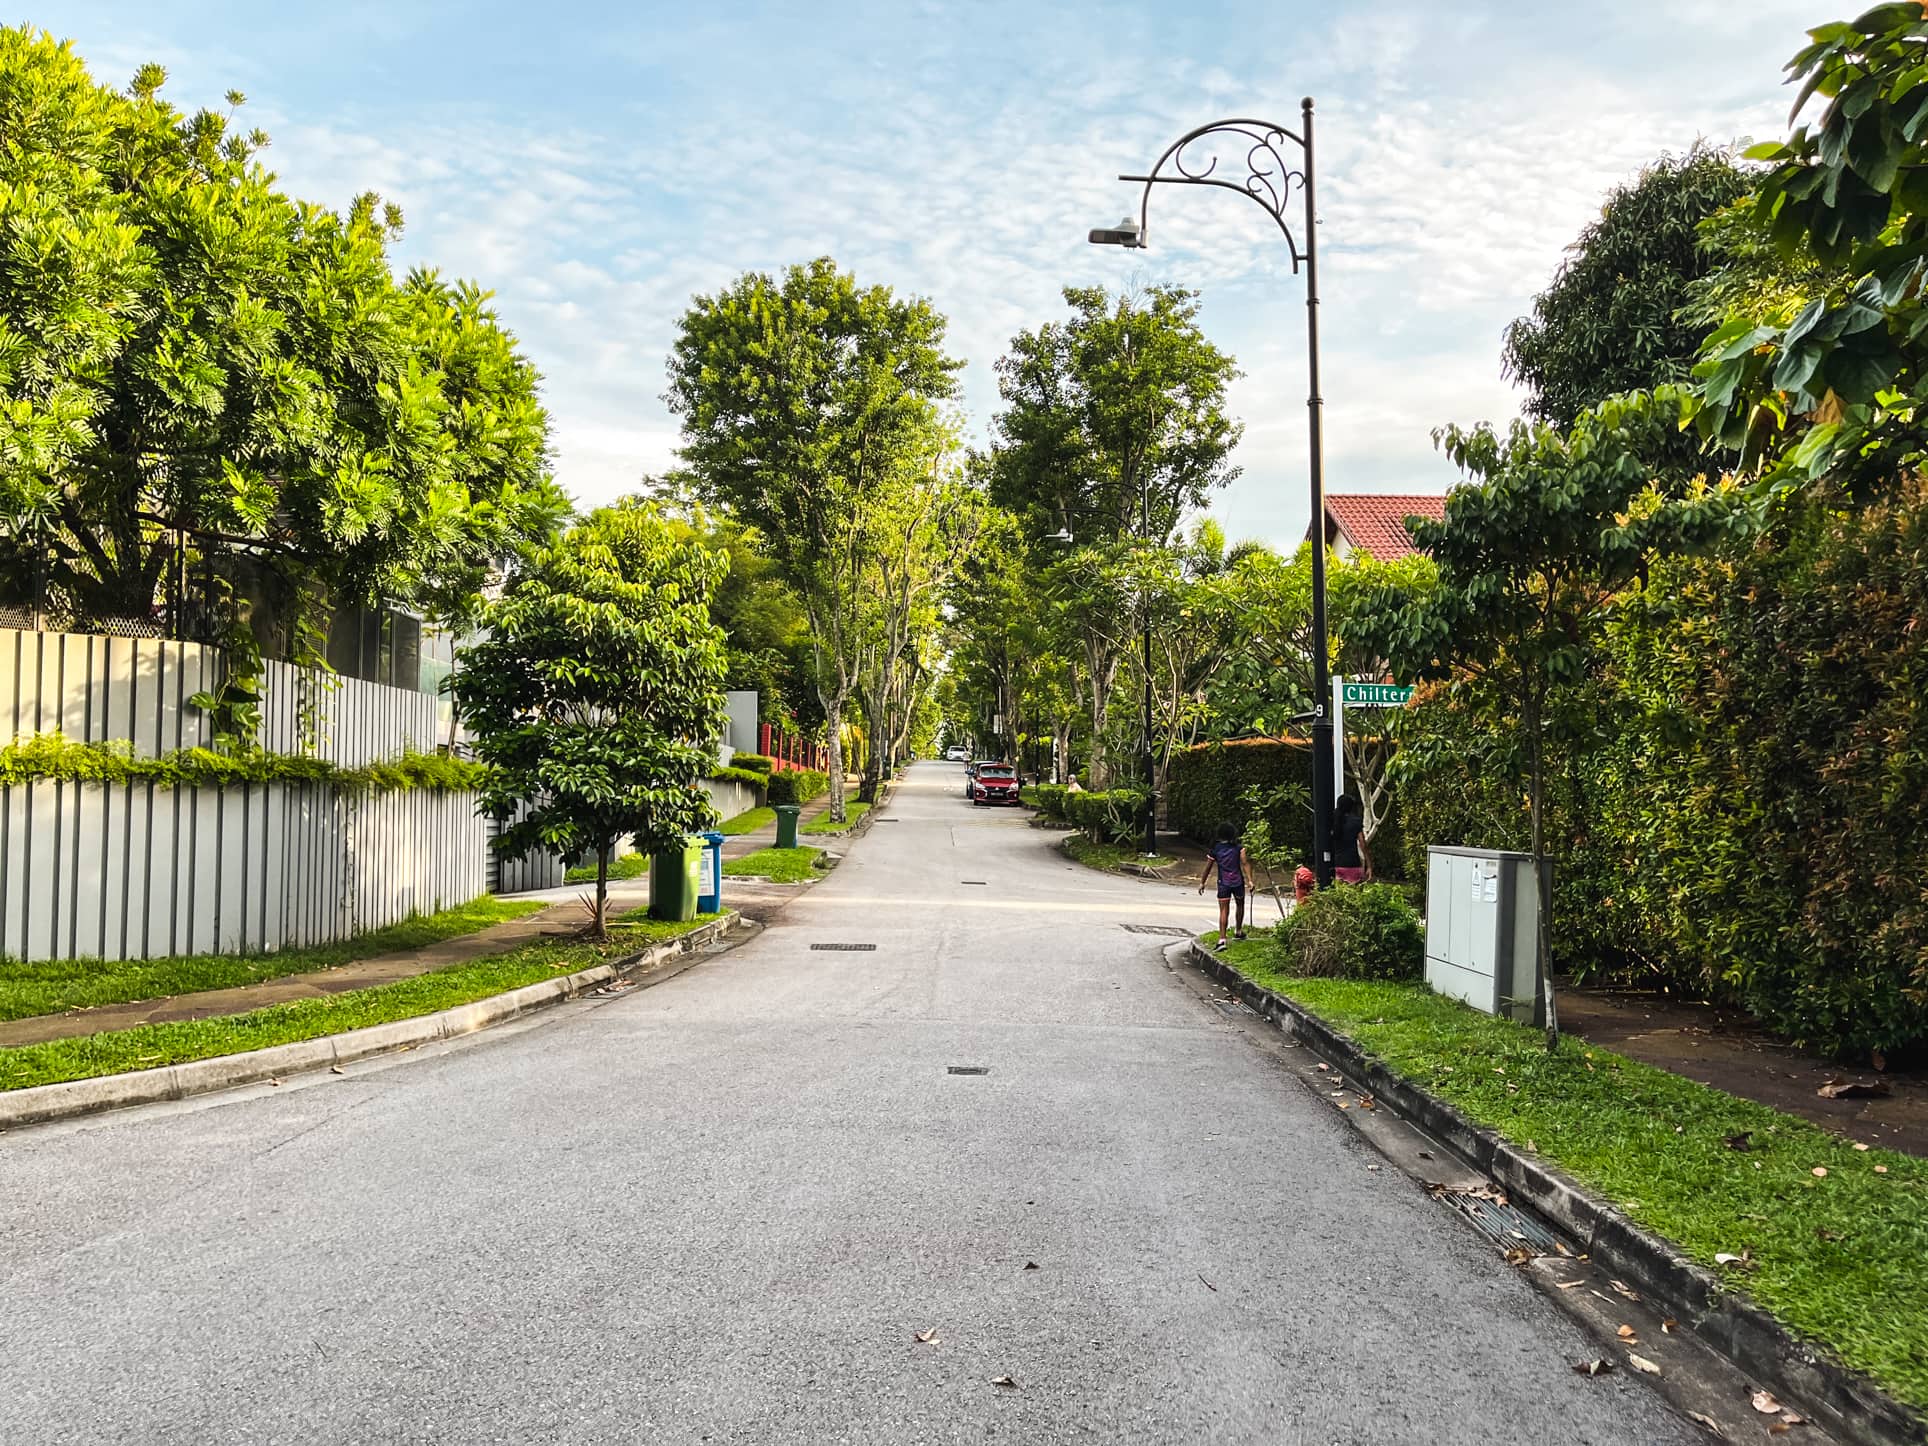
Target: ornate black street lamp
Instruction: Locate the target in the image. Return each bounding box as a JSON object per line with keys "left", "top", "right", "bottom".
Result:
{"left": 1089, "top": 99, "right": 1335, "bottom": 885}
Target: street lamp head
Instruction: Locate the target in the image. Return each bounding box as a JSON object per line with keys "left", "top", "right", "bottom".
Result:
{"left": 1045, "top": 527, "right": 1074, "bottom": 544}
{"left": 1087, "top": 216, "right": 1144, "bottom": 249}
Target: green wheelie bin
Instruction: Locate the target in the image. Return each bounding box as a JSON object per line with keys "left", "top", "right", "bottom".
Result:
{"left": 648, "top": 837, "right": 702, "bottom": 922}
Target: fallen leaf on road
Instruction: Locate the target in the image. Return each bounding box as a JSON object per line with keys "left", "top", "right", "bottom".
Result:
{"left": 268, "top": 1077, "right": 282, "bottom": 1087}
{"left": 1417, "top": 1150, "right": 1434, "bottom": 1160}
{"left": 1817, "top": 1078, "right": 1891, "bottom": 1099}
{"left": 1315, "top": 1063, "right": 1330, "bottom": 1072}
{"left": 1627, "top": 1353, "right": 1661, "bottom": 1376}
{"left": 1685, "top": 1410, "right": 1723, "bottom": 1435}
{"left": 1610, "top": 1280, "right": 1641, "bottom": 1301}
{"left": 1780, "top": 1411, "right": 1805, "bottom": 1425}
{"left": 1023, "top": 1261, "right": 1039, "bottom": 1271}
{"left": 1874, "top": 1164, "right": 1889, "bottom": 1173}
{"left": 329, "top": 1065, "right": 344, "bottom": 1075}
{"left": 1751, "top": 1390, "right": 1783, "bottom": 1414}
{"left": 1197, "top": 1273, "right": 1217, "bottom": 1292}
{"left": 1724, "top": 1132, "right": 1752, "bottom": 1151}
{"left": 1811, "top": 1166, "right": 1828, "bottom": 1178}
{"left": 1357, "top": 1094, "right": 1376, "bottom": 1110}
{"left": 1661, "top": 1318, "right": 1677, "bottom": 1333}
{"left": 1365, "top": 1164, "right": 1381, "bottom": 1172}
{"left": 991, "top": 1375, "right": 1018, "bottom": 1389}
{"left": 1616, "top": 1325, "right": 1637, "bottom": 1341}
{"left": 1715, "top": 1251, "right": 1755, "bottom": 1269}
{"left": 1554, "top": 1240, "right": 1573, "bottom": 1257}
{"left": 1555, "top": 1279, "right": 1585, "bottom": 1290}
{"left": 1853, "top": 1142, "right": 1870, "bottom": 1152}
{"left": 1572, "top": 1359, "right": 1614, "bottom": 1377}
{"left": 1504, "top": 1246, "right": 1534, "bottom": 1266}
{"left": 913, "top": 1329, "right": 939, "bottom": 1344}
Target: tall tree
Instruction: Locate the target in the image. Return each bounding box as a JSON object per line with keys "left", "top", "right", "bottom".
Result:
{"left": 1352, "top": 392, "right": 1731, "bottom": 1050}
{"left": 665, "top": 257, "right": 960, "bottom": 821}
{"left": 989, "top": 284, "right": 1241, "bottom": 784}
{"left": 0, "top": 28, "right": 565, "bottom": 640}
{"left": 1501, "top": 145, "right": 1755, "bottom": 433}
{"left": 454, "top": 506, "right": 728, "bottom": 938}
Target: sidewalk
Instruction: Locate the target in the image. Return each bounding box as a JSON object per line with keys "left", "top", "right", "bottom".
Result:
{"left": 719, "top": 790, "right": 837, "bottom": 860}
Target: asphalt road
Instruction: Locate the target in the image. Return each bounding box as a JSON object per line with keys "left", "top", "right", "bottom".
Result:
{"left": 0, "top": 763, "right": 1698, "bottom": 1445}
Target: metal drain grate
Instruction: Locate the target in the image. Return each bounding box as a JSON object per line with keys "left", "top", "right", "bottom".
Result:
{"left": 1432, "top": 1185, "right": 1565, "bottom": 1258}
{"left": 1211, "top": 998, "right": 1254, "bottom": 1017}
{"left": 947, "top": 1065, "right": 990, "bottom": 1075}
{"left": 1120, "top": 923, "right": 1195, "bottom": 937}
{"left": 810, "top": 943, "right": 877, "bottom": 952}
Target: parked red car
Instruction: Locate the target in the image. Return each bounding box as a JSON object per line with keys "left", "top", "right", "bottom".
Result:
{"left": 969, "top": 761, "right": 1021, "bottom": 806}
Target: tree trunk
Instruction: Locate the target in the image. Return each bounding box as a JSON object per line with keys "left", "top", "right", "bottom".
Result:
{"left": 594, "top": 844, "right": 610, "bottom": 941}
{"left": 824, "top": 690, "right": 849, "bottom": 822}
{"left": 1526, "top": 690, "right": 1560, "bottom": 1052}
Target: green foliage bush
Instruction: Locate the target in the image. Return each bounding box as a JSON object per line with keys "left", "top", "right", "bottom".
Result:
{"left": 1168, "top": 739, "right": 1312, "bottom": 859}
{"left": 0, "top": 733, "right": 481, "bottom": 796}
{"left": 710, "top": 766, "right": 771, "bottom": 794}
{"left": 1273, "top": 883, "right": 1423, "bottom": 982}
{"left": 730, "top": 752, "right": 775, "bottom": 774}
{"left": 766, "top": 768, "right": 830, "bottom": 806}
{"left": 1032, "top": 783, "right": 1070, "bottom": 821}
{"left": 1066, "top": 787, "right": 1147, "bottom": 845}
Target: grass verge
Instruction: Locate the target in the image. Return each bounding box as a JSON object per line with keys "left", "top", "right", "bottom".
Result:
{"left": 721, "top": 846, "right": 824, "bottom": 883}
{"left": 563, "top": 851, "right": 648, "bottom": 884}
{"left": 1203, "top": 931, "right": 1928, "bottom": 1414}
{"left": 0, "top": 897, "right": 547, "bottom": 1024}
{"left": 803, "top": 802, "right": 870, "bottom": 835}
{"left": 720, "top": 806, "right": 775, "bottom": 836}
{"left": 0, "top": 914, "right": 725, "bottom": 1092}
{"left": 1061, "top": 835, "right": 1176, "bottom": 872}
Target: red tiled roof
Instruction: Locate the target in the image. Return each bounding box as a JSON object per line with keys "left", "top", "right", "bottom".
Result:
{"left": 1320, "top": 493, "right": 1448, "bottom": 562}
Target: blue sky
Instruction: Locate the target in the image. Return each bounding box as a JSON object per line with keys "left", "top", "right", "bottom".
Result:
{"left": 49, "top": 0, "right": 1821, "bottom": 547}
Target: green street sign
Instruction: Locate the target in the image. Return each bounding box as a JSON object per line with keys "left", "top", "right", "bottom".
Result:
{"left": 1341, "top": 682, "right": 1413, "bottom": 707}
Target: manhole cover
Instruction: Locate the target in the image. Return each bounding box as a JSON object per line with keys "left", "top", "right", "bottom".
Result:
{"left": 1120, "top": 924, "right": 1194, "bottom": 937}
{"left": 1432, "top": 1185, "right": 1565, "bottom": 1258}
{"left": 810, "top": 943, "right": 877, "bottom": 952}
{"left": 947, "top": 1065, "right": 990, "bottom": 1075}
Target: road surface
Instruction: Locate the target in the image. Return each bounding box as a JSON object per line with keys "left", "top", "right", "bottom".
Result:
{"left": 0, "top": 763, "right": 1695, "bottom": 1444}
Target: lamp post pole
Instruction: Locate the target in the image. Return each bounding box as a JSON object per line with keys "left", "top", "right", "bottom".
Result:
{"left": 1090, "top": 98, "right": 1334, "bottom": 884}
{"left": 1140, "top": 479, "right": 1157, "bottom": 858}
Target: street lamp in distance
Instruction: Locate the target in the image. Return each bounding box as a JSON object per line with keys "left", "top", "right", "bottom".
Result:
{"left": 1087, "top": 217, "right": 1144, "bottom": 248}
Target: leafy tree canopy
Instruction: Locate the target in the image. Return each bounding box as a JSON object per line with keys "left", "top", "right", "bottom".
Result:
{"left": 0, "top": 27, "right": 566, "bottom": 634}
{"left": 1501, "top": 145, "right": 1755, "bottom": 431}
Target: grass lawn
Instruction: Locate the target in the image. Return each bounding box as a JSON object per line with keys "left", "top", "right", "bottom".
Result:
{"left": 802, "top": 801, "right": 869, "bottom": 835}
{"left": 0, "top": 913, "right": 725, "bottom": 1093}
{"left": 0, "top": 896, "right": 547, "bottom": 1024}
{"left": 1061, "top": 835, "right": 1176, "bottom": 872}
{"left": 562, "top": 851, "right": 648, "bottom": 884}
{"left": 721, "top": 846, "right": 824, "bottom": 883}
{"left": 719, "top": 806, "right": 775, "bottom": 836}
{"left": 1204, "top": 931, "right": 1928, "bottom": 1413}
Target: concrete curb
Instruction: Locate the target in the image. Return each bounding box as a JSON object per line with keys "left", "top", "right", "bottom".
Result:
{"left": 0, "top": 913, "right": 744, "bottom": 1134}
{"left": 1183, "top": 941, "right": 1926, "bottom": 1446}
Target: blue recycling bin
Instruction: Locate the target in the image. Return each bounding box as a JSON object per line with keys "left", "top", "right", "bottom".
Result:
{"left": 697, "top": 830, "right": 725, "bottom": 914}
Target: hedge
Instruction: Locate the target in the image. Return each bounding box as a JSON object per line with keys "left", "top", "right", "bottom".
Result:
{"left": 729, "top": 752, "right": 775, "bottom": 774}
{"left": 0, "top": 732, "right": 482, "bottom": 797}
{"left": 766, "top": 768, "right": 830, "bottom": 806}
{"left": 1067, "top": 787, "right": 1148, "bottom": 845}
{"left": 1168, "top": 739, "right": 1312, "bottom": 859}
{"left": 710, "top": 765, "right": 771, "bottom": 794}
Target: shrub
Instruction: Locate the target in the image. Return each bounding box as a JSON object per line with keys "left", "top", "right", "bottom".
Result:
{"left": 766, "top": 768, "right": 829, "bottom": 806}
{"left": 730, "top": 752, "right": 775, "bottom": 774}
{"left": 1031, "top": 783, "right": 1070, "bottom": 821}
{"left": 710, "top": 765, "right": 770, "bottom": 794}
{"left": 1168, "top": 739, "right": 1312, "bottom": 859}
{"left": 1067, "top": 787, "right": 1147, "bottom": 845}
{"left": 1273, "top": 883, "right": 1423, "bottom": 982}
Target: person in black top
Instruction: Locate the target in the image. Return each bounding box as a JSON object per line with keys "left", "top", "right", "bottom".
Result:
{"left": 1333, "top": 793, "right": 1371, "bottom": 885}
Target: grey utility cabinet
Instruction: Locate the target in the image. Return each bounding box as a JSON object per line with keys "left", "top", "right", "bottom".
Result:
{"left": 1424, "top": 845, "right": 1544, "bottom": 1025}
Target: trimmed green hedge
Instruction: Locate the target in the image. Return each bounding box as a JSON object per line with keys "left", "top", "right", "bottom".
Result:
{"left": 1168, "top": 739, "right": 1312, "bottom": 858}
{"left": 1032, "top": 783, "right": 1071, "bottom": 821}
{"left": 710, "top": 765, "right": 771, "bottom": 794}
{"left": 730, "top": 752, "right": 775, "bottom": 774}
{"left": 766, "top": 768, "right": 829, "bottom": 806}
{"left": 0, "top": 732, "right": 481, "bottom": 797}
{"left": 1067, "top": 787, "right": 1148, "bottom": 845}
